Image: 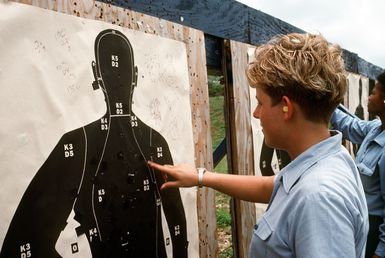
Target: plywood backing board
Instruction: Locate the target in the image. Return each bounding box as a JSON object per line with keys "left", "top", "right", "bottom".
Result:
{"left": 225, "top": 39, "right": 256, "bottom": 257}
{"left": 8, "top": 0, "right": 218, "bottom": 256}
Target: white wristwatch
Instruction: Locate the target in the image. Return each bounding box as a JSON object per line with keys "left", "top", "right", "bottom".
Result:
{"left": 197, "top": 167, "right": 206, "bottom": 188}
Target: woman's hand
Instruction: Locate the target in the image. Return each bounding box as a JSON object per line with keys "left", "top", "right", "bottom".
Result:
{"left": 148, "top": 161, "right": 198, "bottom": 190}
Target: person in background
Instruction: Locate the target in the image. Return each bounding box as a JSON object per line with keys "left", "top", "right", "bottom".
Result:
{"left": 149, "top": 33, "right": 369, "bottom": 258}
{"left": 331, "top": 71, "right": 385, "bottom": 258}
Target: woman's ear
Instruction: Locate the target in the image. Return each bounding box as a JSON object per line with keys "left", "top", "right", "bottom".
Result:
{"left": 281, "top": 96, "right": 293, "bottom": 120}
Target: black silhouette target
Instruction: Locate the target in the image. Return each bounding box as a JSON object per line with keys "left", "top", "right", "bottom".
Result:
{"left": 1, "top": 29, "right": 188, "bottom": 258}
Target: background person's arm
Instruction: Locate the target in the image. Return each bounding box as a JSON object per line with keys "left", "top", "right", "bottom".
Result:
{"left": 331, "top": 105, "right": 370, "bottom": 144}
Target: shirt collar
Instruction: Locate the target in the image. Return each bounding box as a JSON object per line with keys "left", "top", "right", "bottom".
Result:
{"left": 373, "top": 127, "right": 385, "bottom": 147}
{"left": 280, "top": 130, "right": 343, "bottom": 193}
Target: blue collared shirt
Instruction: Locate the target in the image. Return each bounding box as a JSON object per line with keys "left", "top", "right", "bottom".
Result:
{"left": 249, "top": 131, "right": 368, "bottom": 258}
{"left": 331, "top": 108, "right": 385, "bottom": 256}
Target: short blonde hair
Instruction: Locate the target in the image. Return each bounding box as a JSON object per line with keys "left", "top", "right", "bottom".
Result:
{"left": 247, "top": 33, "right": 347, "bottom": 123}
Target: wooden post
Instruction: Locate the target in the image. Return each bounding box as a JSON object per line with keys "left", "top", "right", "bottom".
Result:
{"left": 223, "top": 39, "right": 256, "bottom": 258}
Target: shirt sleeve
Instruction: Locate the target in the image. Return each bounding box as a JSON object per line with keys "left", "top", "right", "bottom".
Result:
{"left": 291, "top": 192, "right": 365, "bottom": 258}
{"left": 376, "top": 154, "right": 385, "bottom": 257}
{"left": 330, "top": 108, "right": 371, "bottom": 144}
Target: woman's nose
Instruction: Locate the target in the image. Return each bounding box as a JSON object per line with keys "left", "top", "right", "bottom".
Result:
{"left": 253, "top": 107, "right": 260, "bottom": 119}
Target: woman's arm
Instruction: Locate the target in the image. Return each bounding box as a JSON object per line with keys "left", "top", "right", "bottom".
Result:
{"left": 148, "top": 161, "right": 274, "bottom": 203}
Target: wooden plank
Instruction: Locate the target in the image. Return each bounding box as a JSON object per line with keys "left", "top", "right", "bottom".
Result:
{"left": 231, "top": 40, "right": 256, "bottom": 258}
{"left": 91, "top": 0, "right": 383, "bottom": 77}
{"left": 10, "top": 0, "right": 218, "bottom": 257}
{"left": 222, "top": 39, "right": 239, "bottom": 258}
{"left": 248, "top": 10, "right": 304, "bottom": 44}
{"left": 343, "top": 49, "right": 383, "bottom": 79}
{"left": 343, "top": 49, "right": 359, "bottom": 75}
{"left": 223, "top": 39, "right": 256, "bottom": 258}
{"left": 186, "top": 27, "right": 219, "bottom": 258}
{"left": 100, "top": 0, "right": 249, "bottom": 43}
{"left": 358, "top": 58, "right": 384, "bottom": 80}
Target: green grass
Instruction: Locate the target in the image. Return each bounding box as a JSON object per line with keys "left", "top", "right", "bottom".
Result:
{"left": 217, "top": 208, "right": 232, "bottom": 227}
{"left": 208, "top": 75, "right": 224, "bottom": 97}
{"left": 209, "top": 95, "right": 226, "bottom": 148}
{"left": 209, "top": 95, "right": 228, "bottom": 174}
{"left": 219, "top": 246, "right": 234, "bottom": 258}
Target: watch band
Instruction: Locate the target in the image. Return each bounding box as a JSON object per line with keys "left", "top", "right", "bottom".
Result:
{"left": 197, "top": 167, "right": 206, "bottom": 188}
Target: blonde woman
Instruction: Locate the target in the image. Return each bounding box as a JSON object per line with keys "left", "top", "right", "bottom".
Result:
{"left": 149, "top": 33, "right": 368, "bottom": 258}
